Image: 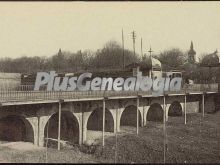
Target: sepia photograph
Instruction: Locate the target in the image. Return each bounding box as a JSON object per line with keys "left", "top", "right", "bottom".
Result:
{"left": 0, "top": 1, "right": 219, "bottom": 164}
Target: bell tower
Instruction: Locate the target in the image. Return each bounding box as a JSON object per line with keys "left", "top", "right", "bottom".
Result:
{"left": 188, "top": 41, "right": 196, "bottom": 63}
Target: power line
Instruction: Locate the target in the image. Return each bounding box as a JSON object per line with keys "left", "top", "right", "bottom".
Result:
{"left": 131, "top": 31, "right": 136, "bottom": 57}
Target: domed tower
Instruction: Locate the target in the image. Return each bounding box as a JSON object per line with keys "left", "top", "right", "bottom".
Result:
{"left": 188, "top": 41, "right": 196, "bottom": 63}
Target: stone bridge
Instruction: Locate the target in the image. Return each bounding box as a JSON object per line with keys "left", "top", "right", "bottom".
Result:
{"left": 0, "top": 84, "right": 218, "bottom": 148}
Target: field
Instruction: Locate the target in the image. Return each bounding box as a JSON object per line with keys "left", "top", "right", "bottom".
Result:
{"left": 0, "top": 111, "right": 219, "bottom": 163}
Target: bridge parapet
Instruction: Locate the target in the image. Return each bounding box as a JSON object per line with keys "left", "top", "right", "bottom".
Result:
{"left": 184, "top": 83, "right": 218, "bottom": 92}
{"left": 0, "top": 84, "right": 218, "bottom": 103}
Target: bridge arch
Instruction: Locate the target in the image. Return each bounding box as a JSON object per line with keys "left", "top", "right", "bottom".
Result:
{"left": 147, "top": 103, "right": 163, "bottom": 122}
{"left": 120, "top": 105, "right": 141, "bottom": 127}
{"left": 44, "top": 111, "right": 79, "bottom": 146}
{"left": 168, "top": 101, "right": 183, "bottom": 116}
{"left": 0, "top": 115, "right": 34, "bottom": 143}
{"left": 87, "top": 107, "right": 114, "bottom": 132}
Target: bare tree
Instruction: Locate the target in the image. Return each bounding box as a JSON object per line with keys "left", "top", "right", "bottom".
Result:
{"left": 156, "top": 48, "right": 187, "bottom": 69}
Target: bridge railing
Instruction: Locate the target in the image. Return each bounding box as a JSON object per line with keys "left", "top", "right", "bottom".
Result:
{"left": 0, "top": 83, "right": 218, "bottom": 102}
{"left": 184, "top": 83, "right": 218, "bottom": 92}
{"left": 10, "top": 83, "right": 219, "bottom": 92}
{"left": 0, "top": 90, "right": 138, "bottom": 102}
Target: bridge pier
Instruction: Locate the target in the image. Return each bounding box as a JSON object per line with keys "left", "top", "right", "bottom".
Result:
{"left": 82, "top": 111, "right": 92, "bottom": 144}
{"left": 137, "top": 106, "right": 144, "bottom": 127}
{"left": 108, "top": 109, "right": 117, "bottom": 133}
{"left": 165, "top": 104, "right": 171, "bottom": 122}
{"left": 26, "top": 117, "right": 38, "bottom": 146}
{"left": 116, "top": 108, "right": 124, "bottom": 132}
{"left": 143, "top": 106, "right": 150, "bottom": 126}
{"left": 38, "top": 115, "right": 50, "bottom": 147}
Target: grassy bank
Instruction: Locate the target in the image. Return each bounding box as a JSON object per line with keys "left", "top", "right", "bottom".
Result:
{"left": 93, "top": 112, "right": 220, "bottom": 163}
{"left": 0, "top": 112, "right": 219, "bottom": 163}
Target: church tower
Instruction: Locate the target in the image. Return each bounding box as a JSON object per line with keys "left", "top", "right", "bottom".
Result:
{"left": 188, "top": 41, "right": 196, "bottom": 63}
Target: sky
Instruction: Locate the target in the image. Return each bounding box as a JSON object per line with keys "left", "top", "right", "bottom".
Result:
{"left": 0, "top": 2, "right": 220, "bottom": 61}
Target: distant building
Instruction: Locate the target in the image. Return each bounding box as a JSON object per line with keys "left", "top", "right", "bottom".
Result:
{"left": 201, "top": 49, "right": 219, "bottom": 67}
{"left": 188, "top": 41, "right": 196, "bottom": 64}
{"left": 0, "top": 72, "right": 21, "bottom": 90}
{"left": 182, "top": 41, "right": 198, "bottom": 72}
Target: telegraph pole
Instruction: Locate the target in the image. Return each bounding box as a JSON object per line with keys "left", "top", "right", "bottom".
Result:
{"left": 163, "top": 94, "right": 167, "bottom": 164}
{"left": 136, "top": 96, "right": 139, "bottom": 135}
{"left": 58, "top": 48, "right": 62, "bottom": 73}
{"left": 122, "top": 29, "right": 125, "bottom": 69}
{"left": 141, "top": 38, "right": 143, "bottom": 60}
{"left": 148, "top": 46, "right": 153, "bottom": 78}
{"left": 57, "top": 100, "right": 62, "bottom": 150}
{"left": 131, "top": 31, "right": 136, "bottom": 57}
{"left": 102, "top": 99, "right": 106, "bottom": 147}
{"left": 148, "top": 46, "right": 153, "bottom": 57}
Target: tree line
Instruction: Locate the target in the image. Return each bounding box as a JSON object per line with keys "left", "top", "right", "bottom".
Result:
{"left": 0, "top": 40, "right": 190, "bottom": 74}
{"left": 0, "top": 41, "right": 139, "bottom": 74}
{"left": 0, "top": 40, "right": 218, "bottom": 83}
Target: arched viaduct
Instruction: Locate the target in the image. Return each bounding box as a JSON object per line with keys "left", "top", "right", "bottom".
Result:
{"left": 0, "top": 92, "right": 216, "bottom": 148}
